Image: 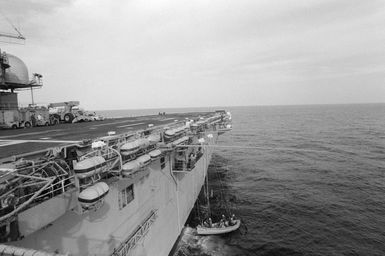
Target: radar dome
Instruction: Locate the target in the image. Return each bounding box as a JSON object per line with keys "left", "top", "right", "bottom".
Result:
{"left": 4, "top": 53, "right": 30, "bottom": 85}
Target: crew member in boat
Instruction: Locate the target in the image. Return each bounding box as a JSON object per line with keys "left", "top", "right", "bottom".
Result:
{"left": 229, "top": 214, "right": 236, "bottom": 226}
{"left": 208, "top": 217, "right": 213, "bottom": 228}
{"left": 219, "top": 215, "right": 226, "bottom": 228}
{"left": 224, "top": 217, "right": 229, "bottom": 227}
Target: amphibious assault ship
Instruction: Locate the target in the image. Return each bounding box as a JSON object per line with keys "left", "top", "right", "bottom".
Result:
{"left": 0, "top": 52, "right": 232, "bottom": 255}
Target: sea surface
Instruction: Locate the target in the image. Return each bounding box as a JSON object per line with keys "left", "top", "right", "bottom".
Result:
{"left": 170, "top": 104, "right": 385, "bottom": 256}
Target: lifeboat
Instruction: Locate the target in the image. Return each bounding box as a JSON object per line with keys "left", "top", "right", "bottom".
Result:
{"left": 197, "top": 220, "right": 241, "bottom": 235}
{"left": 73, "top": 156, "right": 106, "bottom": 179}
{"left": 177, "top": 125, "right": 188, "bottom": 133}
{"left": 120, "top": 140, "right": 140, "bottom": 156}
{"left": 137, "top": 138, "right": 150, "bottom": 149}
{"left": 121, "top": 138, "right": 150, "bottom": 156}
{"left": 78, "top": 182, "right": 109, "bottom": 208}
{"left": 122, "top": 160, "right": 140, "bottom": 176}
{"left": 164, "top": 126, "right": 188, "bottom": 139}
{"left": 137, "top": 154, "right": 151, "bottom": 167}
{"left": 171, "top": 136, "right": 190, "bottom": 147}
{"left": 148, "top": 149, "right": 162, "bottom": 159}
{"left": 147, "top": 133, "right": 160, "bottom": 144}
{"left": 164, "top": 129, "right": 176, "bottom": 138}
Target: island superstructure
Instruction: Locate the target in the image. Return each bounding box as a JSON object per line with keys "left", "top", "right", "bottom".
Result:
{"left": 0, "top": 52, "right": 233, "bottom": 256}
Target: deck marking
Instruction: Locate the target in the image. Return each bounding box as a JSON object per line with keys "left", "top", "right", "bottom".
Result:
{"left": 91, "top": 120, "right": 140, "bottom": 127}
{"left": 160, "top": 118, "right": 176, "bottom": 121}
{"left": 0, "top": 139, "right": 81, "bottom": 144}
{"left": 117, "top": 123, "right": 145, "bottom": 128}
{"left": 0, "top": 129, "right": 64, "bottom": 139}
{"left": 134, "top": 118, "right": 152, "bottom": 121}
{"left": 0, "top": 140, "right": 26, "bottom": 147}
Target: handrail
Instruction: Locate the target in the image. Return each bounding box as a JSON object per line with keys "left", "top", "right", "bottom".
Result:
{"left": 0, "top": 177, "right": 54, "bottom": 223}
{"left": 16, "top": 176, "right": 75, "bottom": 202}
{"left": 111, "top": 210, "right": 158, "bottom": 256}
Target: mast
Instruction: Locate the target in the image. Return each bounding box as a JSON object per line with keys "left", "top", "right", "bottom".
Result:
{"left": 0, "top": 12, "right": 26, "bottom": 43}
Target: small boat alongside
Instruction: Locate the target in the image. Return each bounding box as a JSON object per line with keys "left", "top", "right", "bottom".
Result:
{"left": 195, "top": 158, "right": 241, "bottom": 236}
{"left": 197, "top": 219, "right": 241, "bottom": 235}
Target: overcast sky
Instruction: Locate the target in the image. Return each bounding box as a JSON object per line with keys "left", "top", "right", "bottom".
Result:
{"left": 1, "top": 0, "right": 384, "bottom": 110}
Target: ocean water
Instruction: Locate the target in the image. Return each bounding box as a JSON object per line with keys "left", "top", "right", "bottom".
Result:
{"left": 172, "top": 104, "right": 385, "bottom": 256}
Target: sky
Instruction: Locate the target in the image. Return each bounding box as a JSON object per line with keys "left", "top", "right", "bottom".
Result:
{"left": 0, "top": 0, "right": 384, "bottom": 110}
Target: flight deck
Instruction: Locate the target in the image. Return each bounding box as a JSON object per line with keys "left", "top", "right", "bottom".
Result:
{"left": 0, "top": 112, "right": 208, "bottom": 160}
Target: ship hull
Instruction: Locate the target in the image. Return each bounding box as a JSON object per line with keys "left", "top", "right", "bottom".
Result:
{"left": 8, "top": 132, "right": 218, "bottom": 256}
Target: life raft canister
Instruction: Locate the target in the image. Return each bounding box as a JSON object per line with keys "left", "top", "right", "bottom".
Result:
{"left": 147, "top": 133, "right": 160, "bottom": 144}
{"left": 172, "top": 136, "right": 190, "bottom": 147}
{"left": 121, "top": 138, "right": 150, "bottom": 155}
{"left": 121, "top": 160, "right": 140, "bottom": 177}
{"left": 137, "top": 138, "right": 150, "bottom": 149}
{"left": 148, "top": 149, "right": 162, "bottom": 159}
{"left": 78, "top": 182, "right": 109, "bottom": 206}
{"left": 73, "top": 156, "right": 106, "bottom": 179}
{"left": 120, "top": 140, "right": 141, "bottom": 156}
{"left": 164, "top": 129, "right": 176, "bottom": 138}
{"left": 137, "top": 154, "right": 151, "bottom": 167}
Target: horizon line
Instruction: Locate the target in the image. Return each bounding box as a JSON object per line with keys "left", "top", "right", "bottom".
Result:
{"left": 91, "top": 102, "right": 385, "bottom": 112}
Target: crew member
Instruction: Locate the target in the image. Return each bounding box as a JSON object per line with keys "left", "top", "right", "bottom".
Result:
{"left": 208, "top": 218, "right": 213, "bottom": 228}
{"left": 230, "top": 214, "right": 236, "bottom": 226}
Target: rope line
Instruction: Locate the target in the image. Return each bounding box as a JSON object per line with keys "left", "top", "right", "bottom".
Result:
{"left": 179, "top": 144, "right": 338, "bottom": 154}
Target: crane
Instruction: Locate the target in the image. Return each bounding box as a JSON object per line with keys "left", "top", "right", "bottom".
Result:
{"left": 0, "top": 31, "right": 25, "bottom": 41}
{"left": 0, "top": 11, "right": 25, "bottom": 43}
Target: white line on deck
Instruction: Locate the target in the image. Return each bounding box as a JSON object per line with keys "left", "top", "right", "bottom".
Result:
{"left": 160, "top": 118, "right": 176, "bottom": 121}
{"left": 0, "top": 139, "right": 81, "bottom": 145}
{"left": 117, "top": 123, "right": 145, "bottom": 128}
{"left": 0, "top": 129, "right": 64, "bottom": 139}
{"left": 134, "top": 118, "right": 152, "bottom": 121}
{"left": 91, "top": 120, "right": 140, "bottom": 127}
{"left": 0, "top": 140, "right": 25, "bottom": 147}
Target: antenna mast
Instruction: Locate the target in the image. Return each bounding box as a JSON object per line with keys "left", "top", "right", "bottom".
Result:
{"left": 0, "top": 12, "right": 26, "bottom": 43}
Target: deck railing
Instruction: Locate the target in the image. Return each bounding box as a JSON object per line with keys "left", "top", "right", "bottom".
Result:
{"left": 111, "top": 210, "right": 157, "bottom": 256}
